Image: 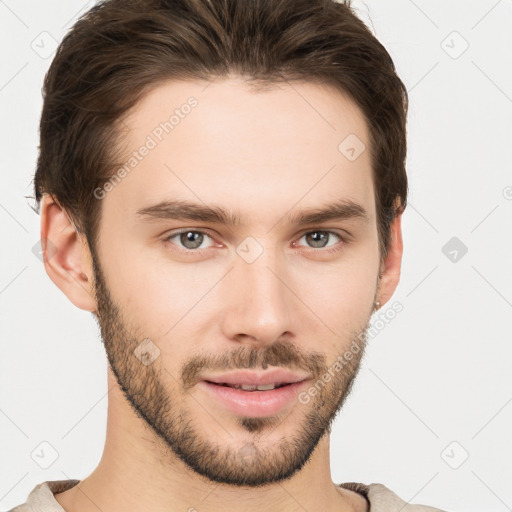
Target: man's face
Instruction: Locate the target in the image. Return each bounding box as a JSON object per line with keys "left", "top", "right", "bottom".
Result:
{"left": 90, "top": 77, "right": 381, "bottom": 487}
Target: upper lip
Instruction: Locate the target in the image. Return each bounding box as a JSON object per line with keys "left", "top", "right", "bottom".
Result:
{"left": 202, "top": 369, "right": 310, "bottom": 387}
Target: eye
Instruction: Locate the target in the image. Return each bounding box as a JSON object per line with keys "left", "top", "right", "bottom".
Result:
{"left": 294, "top": 230, "right": 344, "bottom": 251}
{"left": 163, "top": 229, "right": 215, "bottom": 251}
{"left": 162, "top": 229, "right": 347, "bottom": 254}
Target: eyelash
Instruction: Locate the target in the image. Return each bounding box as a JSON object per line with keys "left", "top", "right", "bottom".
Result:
{"left": 162, "top": 229, "right": 348, "bottom": 255}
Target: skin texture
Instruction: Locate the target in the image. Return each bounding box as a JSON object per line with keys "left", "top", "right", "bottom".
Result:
{"left": 41, "top": 75, "right": 403, "bottom": 512}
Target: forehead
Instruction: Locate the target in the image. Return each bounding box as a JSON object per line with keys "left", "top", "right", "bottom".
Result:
{"left": 107, "top": 76, "right": 375, "bottom": 224}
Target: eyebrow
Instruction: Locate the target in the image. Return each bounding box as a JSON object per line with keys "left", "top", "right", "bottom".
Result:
{"left": 135, "top": 198, "right": 370, "bottom": 227}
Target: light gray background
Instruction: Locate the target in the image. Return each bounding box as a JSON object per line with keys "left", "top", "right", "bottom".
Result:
{"left": 1, "top": 1, "right": 511, "bottom": 511}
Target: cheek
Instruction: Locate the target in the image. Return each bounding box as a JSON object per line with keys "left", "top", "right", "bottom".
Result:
{"left": 307, "top": 271, "right": 375, "bottom": 329}
{"left": 101, "top": 244, "right": 215, "bottom": 339}
{"left": 298, "top": 252, "right": 378, "bottom": 335}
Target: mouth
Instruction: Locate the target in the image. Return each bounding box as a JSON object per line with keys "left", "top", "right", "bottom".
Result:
{"left": 204, "top": 381, "right": 292, "bottom": 391}
{"left": 198, "top": 379, "right": 309, "bottom": 417}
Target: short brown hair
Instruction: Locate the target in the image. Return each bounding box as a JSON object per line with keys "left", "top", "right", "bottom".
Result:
{"left": 34, "top": 0, "right": 408, "bottom": 261}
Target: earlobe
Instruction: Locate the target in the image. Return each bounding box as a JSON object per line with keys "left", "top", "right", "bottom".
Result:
{"left": 40, "top": 194, "right": 97, "bottom": 312}
{"left": 375, "top": 210, "right": 404, "bottom": 309}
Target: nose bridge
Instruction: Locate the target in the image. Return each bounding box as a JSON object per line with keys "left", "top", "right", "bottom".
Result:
{"left": 222, "top": 237, "right": 293, "bottom": 344}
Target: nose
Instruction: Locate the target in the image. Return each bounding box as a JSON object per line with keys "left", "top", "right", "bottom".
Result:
{"left": 219, "top": 243, "right": 295, "bottom": 348}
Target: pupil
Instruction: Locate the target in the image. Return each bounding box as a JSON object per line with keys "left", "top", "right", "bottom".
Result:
{"left": 307, "top": 231, "right": 327, "bottom": 248}
{"left": 181, "top": 231, "right": 203, "bottom": 249}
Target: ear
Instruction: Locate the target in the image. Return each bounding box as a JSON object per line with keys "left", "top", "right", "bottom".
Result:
{"left": 375, "top": 208, "right": 404, "bottom": 309}
{"left": 40, "top": 194, "right": 97, "bottom": 312}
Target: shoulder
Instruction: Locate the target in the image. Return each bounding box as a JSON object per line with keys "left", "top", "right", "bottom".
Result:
{"left": 7, "top": 479, "right": 80, "bottom": 512}
{"left": 339, "top": 482, "right": 448, "bottom": 511}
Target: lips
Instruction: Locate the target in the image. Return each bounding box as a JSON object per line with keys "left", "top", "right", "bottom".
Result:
{"left": 199, "top": 379, "right": 310, "bottom": 417}
{"left": 201, "top": 368, "right": 309, "bottom": 388}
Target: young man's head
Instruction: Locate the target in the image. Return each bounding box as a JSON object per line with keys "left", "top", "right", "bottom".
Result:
{"left": 36, "top": 0, "right": 407, "bottom": 489}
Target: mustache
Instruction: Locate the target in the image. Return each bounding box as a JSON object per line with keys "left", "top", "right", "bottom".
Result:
{"left": 180, "top": 340, "right": 328, "bottom": 391}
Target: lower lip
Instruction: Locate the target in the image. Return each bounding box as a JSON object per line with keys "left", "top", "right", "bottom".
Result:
{"left": 199, "top": 380, "right": 309, "bottom": 417}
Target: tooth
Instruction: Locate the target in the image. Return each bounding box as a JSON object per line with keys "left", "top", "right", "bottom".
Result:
{"left": 255, "top": 383, "right": 276, "bottom": 390}
{"left": 225, "top": 383, "right": 284, "bottom": 391}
